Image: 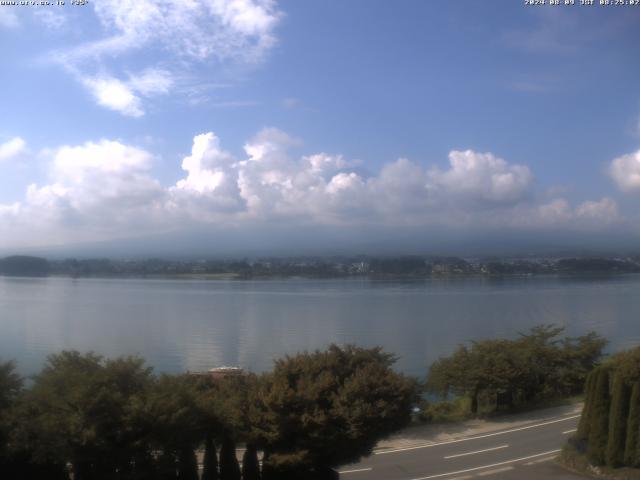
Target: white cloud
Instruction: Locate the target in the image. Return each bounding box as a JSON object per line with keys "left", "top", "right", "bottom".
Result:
{"left": 610, "top": 149, "right": 640, "bottom": 193}
{"left": 0, "top": 137, "right": 26, "bottom": 162}
{"left": 536, "top": 198, "right": 572, "bottom": 224}
{"left": 81, "top": 69, "right": 174, "bottom": 116}
{"left": 17, "top": 140, "right": 165, "bottom": 236}
{"left": 430, "top": 150, "right": 533, "bottom": 206}
{"left": 34, "top": 9, "right": 66, "bottom": 30}
{"left": 47, "top": 0, "right": 281, "bottom": 115}
{"left": 82, "top": 76, "right": 144, "bottom": 117}
{"left": 0, "top": 129, "right": 630, "bottom": 248}
{"left": 0, "top": 9, "right": 20, "bottom": 29}
{"left": 169, "top": 132, "right": 245, "bottom": 216}
{"left": 127, "top": 69, "right": 173, "bottom": 96}
{"left": 576, "top": 197, "right": 618, "bottom": 221}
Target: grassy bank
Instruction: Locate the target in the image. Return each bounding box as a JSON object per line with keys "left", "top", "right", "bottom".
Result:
{"left": 560, "top": 442, "right": 640, "bottom": 480}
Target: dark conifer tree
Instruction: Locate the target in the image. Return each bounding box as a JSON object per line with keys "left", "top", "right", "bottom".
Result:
{"left": 202, "top": 435, "right": 219, "bottom": 480}
{"left": 260, "top": 451, "right": 275, "bottom": 480}
{"left": 577, "top": 370, "right": 596, "bottom": 441}
{"left": 606, "top": 373, "right": 631, "bottom": 467}
{"left": 177, "top": 447, "right": 199, "bottom": 480}
{"left": 625, "top": 382, "right": 640, "bottom": 467}
{"left": 219, "top": 436, "right": 241, "bottom": 480}
{"left": 587, "top": 367, "right": 612, "bottom": 465}
{"left": 241, "top": 444, "right": 260, "bottom": 480}
{"left": 156, "top": 451, "right": 177, "bottom": 480}
{"left": 131, "top": 451, "right": 156, "bottom": 480}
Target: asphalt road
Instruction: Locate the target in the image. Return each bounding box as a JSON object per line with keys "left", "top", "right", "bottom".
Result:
{"left": 338, "top": 411, "right": 587, "bottom": 480}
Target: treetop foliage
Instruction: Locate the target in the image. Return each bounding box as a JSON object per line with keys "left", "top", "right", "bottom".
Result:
{"left": 0, "top": 344, "right": 416, "bottom": 479}
{"left": 426, "top": 325, "right": 606, "bottom": 414}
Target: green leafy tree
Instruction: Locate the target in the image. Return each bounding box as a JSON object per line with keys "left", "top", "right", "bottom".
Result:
{"left": 10, "top": 351, "right": 154, "bottom": 479}
{"left": 427, "top": 326, "right": 605, "bottom": 415}
{"left": 254, "top": 345, "right": 417, "bottom": 475}
{"left": 146, "top": 374, "right": 205, "bottom": 479}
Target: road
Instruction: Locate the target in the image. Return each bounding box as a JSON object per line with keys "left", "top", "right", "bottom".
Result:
{"left": 338, "top": 410, "right": 587, "bottom": 480}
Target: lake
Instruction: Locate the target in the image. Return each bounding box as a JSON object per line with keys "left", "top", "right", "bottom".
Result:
{"left": 1, "top": 274, "right": 639, "bottom": 378}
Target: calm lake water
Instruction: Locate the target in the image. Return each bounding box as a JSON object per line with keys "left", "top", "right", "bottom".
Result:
{"left": 1, "top": 275, "right": 639, "bottom": 378}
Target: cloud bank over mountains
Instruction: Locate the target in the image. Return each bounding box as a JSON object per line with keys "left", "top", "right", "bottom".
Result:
{"left": 0, "top": 129, "right": 635, "bottom": 251}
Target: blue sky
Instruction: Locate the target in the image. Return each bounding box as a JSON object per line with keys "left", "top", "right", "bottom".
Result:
{"left": 1, "top": 1, "right": 639, "bottom": 254}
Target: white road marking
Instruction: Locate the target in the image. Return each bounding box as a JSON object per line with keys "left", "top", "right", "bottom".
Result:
{"left": 376, "top": 415, "right": 579, "bottom": 455}
{"left": 562, "top": 428, "right": 577, "bottom": 435}
{"left": 524, "top": 456, "right": 556, "bottom": 465}
{"left": 409, "top": 449, "right": 561, "bottom": 480}
{"left": 338, "top": 467, "right": 373, "bottom": 474}
{"left": 448, "top": 476, "right": 473, "bottom": 480}
{"left": 444, "top": 445, "right": 509, "bottom": 459}
{"left": 477, "top": 466, "right": 514, "bottom": 476}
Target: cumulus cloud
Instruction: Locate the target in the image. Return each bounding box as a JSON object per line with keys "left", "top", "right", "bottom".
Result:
{"left": 531, "top": 197, "right": 619, "bottom": 228}
{"left": 576, "top": 197, "right": 618, "bottom": 221}
{"left": 0, "top": 137, "right": 26, "bottom": 162}
{"left": 430, "top": 150, "right": 533, "bottom": 206}
{"left": 81, "top": 69, "right": 173, "bottom": 116}
{"left": 82, "top": 76, "right": 144, "bottom": 117}
{"left": 0, "top": 129, "right": 628, "bottom": 248}
{"left": 169, "top": 132, "right": 245, "bottom": 217}
{"left": 46, "top": 0, "right": 281, "bottom": 115}
{"left": 6, "top": 140, "right": 165, "bottom": 239}
{"left": 610, "top": 149, "right": 640, "bottom": 193}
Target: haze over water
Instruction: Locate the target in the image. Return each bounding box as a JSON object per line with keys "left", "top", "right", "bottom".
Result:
{"left": 1, "top": 275, "right": 639, "bottom": 378}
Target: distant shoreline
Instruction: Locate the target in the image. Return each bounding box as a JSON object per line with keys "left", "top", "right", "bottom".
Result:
{"left": 3, "top": 271, "right": 640, "bottom": 282}
{"left": 2, "top": 254, "right": 640, "bottom": 279}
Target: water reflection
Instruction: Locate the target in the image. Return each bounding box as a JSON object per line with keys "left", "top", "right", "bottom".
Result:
{"left": 1, "top": 275, "right": 639, "bottom": 377}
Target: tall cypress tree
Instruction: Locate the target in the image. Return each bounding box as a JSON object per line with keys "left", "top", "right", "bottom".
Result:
{"left": 242, "top": 444, "right": 261, "bottom": 480}
{"left": 577, "top": 370, "right": 596, "bottom": 441}
{"left": 261, "top": 451, "right": 274, "bottom": 480}
{"left": 587, "top": 367, "right": 612, "bottom": 465}
{"left": 219, "top": 437, "right": 241, "bottom": 480}
{"left": 202, "top": 435, "right": 219, "bottom": 480}
{"left": 177, "top": 447, "right": 199, "bottom": 480}
{"left": 606, "top": 373, "right": 631, "bottom": 467}
{"left": 624, "top": 382, "right": 640, "bottom": 467}
{"left": 156, "top": 451, "right": 177, "bottom": 480}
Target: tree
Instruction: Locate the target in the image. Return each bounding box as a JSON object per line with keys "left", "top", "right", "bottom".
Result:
{"left": 177, "top": 447, "right": 199, "bottom": 480}
{"left": 219, "top": 436, "right": 241, "bottom": 480}
{"left": 576, "top": 369, "right": 596, "bottom": 442}
{"left": 624, "top": 382, "right": 640, "bottom": 467}
{"left": 606, "top": 373, "right": 631, "bottom": 467}
{"left": 145, "top": 374, "right": 206, "bottom": 479}
{"left": 427, "top": 346, "right": 479, "bottom": 411}
{"left": 426, "top": 326, "right": 606, "bottom": 415}
{"left": 201, "top": 434, "right": 219, "bottom": 480}
{"left": 254, "top": 345, "right": 417, "bottom": 474}
{"left": 587, "top": 367, "right": 611, "bottom": 465}
{"left": 242, "top": 444, "right": 260, "bottom": 480}
{"left": 12, "top": 351, "right": 154, "bottom": 479}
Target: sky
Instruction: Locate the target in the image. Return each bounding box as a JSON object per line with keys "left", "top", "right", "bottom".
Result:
{"left": 0, "top": 0, "right": 639, "bottom": 256}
